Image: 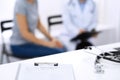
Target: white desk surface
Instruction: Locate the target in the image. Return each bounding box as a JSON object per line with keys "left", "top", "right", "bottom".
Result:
{"left": 0, "top": 42, "right": 120, "bottom": 80}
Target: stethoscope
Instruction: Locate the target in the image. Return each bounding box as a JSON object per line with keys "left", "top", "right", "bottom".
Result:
{"left": 83, "top": 46, "right": 120, "bottom": 64}
{"left": 83, "top": 46, "right": 120, "bottom": 73}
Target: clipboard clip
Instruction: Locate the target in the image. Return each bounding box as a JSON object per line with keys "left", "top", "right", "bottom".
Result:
{"left": 34, "top": 62, "right": 58, "bottom": 66}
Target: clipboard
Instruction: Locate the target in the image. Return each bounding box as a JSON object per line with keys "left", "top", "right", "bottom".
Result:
{"left": 15, "top": 62, "right": 75, "bottom": 80}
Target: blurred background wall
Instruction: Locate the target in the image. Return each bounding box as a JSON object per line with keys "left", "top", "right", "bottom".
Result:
{"left": 0, "top": 0, "right": 120, "bottom": 47}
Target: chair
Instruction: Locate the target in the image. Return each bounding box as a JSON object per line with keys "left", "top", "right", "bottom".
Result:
{"left": 47, "top": 14, "right": 65, "bottom": 39}
{"left": 0, "top": 20, "right": 22, "bottom": 64}
{"left": 48, "top": 15, "right": 63, "bottom": 32}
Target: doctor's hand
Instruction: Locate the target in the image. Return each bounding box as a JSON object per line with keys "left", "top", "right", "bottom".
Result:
{"left": 79, "top": 29, "right": 86, "bottom": 34}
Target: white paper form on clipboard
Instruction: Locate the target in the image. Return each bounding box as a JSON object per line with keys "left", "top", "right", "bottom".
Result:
{"left": 15, "top": 62, "right": 75, "bottom": 80}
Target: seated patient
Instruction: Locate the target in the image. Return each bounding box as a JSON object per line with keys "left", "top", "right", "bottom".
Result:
{"left": 10, "top": 0, "right": 66, "bottom": 58}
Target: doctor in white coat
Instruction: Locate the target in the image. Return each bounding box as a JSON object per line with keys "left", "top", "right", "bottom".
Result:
{"left": 59, "top": 0, "right": 97, "bottom": 51}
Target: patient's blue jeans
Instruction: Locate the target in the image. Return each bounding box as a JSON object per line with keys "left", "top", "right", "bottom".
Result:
{"left": 10, "top": 43, "right": 66, "bottom": 58}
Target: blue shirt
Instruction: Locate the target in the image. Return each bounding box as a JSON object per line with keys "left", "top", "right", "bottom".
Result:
{"left": 11, "top": 0, "right": 39, "bottom": 45}
{"left": 79, "top": 1, "right": 86, "bottom": 11}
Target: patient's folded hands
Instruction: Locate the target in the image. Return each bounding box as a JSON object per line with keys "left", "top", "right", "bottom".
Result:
{"left": 52, "top": 38, "right": 63, "bottom": 48}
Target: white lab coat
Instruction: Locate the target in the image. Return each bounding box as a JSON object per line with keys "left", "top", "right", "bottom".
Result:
{"left": 59, "top": 0, "right": 97, "bottom": 51}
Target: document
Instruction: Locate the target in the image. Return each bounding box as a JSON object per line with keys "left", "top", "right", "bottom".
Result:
{"left": 16, "top": 62, "right": 75, "bottom": 80}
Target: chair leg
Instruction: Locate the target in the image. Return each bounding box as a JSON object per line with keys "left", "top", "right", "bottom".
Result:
{"left": 0, "top": 53, "right": 4, "bottom": 64}
{"left": 6, "top": 54, "right": 10, "bottom": 63}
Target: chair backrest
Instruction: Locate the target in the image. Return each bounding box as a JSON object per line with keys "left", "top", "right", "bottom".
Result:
{"left": 1, "top": 20, "right": 13, "bottom": 42}
{"left": 47, "top": 14, "right": 64, "bottom": 37}
{"left": 48, "top": 14, "right": 63, "bottom": 32}
{"left": 0, "top": 20, "right": 13, "bottom": 53}
{"left": 1, "top": 20, "right": 13, "bottom": 32}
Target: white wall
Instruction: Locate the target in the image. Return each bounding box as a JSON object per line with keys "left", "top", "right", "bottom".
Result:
{"left": 105, "top": 0, "right": 120, "bottom": 42}
{"left": 0, "top": 0, "right": 116, "bottom": 31}
{"left": 93, "top": 0, "right": 120, "bottom": 45}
